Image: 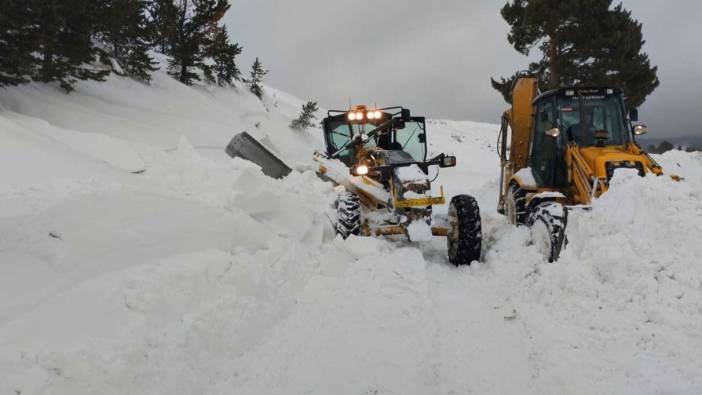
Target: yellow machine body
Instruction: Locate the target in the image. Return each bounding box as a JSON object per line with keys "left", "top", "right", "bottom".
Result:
{"left": 498, "top": 77, "right": 665, "bottom": 210}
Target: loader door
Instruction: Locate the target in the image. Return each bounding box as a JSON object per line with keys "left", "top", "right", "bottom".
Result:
{"left": 530, "top": 98, "right": 567, "bottom": 186}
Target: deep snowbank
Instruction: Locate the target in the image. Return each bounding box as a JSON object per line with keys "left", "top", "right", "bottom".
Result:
{"left": 1, "top": 69, "right": 701, "bottom": 394}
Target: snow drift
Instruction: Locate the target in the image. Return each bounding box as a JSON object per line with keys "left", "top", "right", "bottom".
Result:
{"left": 1, "top": 68, "right": 701, "bottom": 394}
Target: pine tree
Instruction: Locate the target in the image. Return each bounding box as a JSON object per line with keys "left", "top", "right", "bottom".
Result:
{"left": 97, "top": 0, "right": 158, "bottom": 82}
{"left": 203, "top": 26, "right": 242, "bottom": 86}
{"left": 491, "top": 0, "right": 659, "bottom": 109}
{"left": 167, "top": 0, "right": 201, "bottom": 84}
{"left": 246, "top": 58, "right": 268, "bottom": 99}
{"left": 192, "top": 0, "right": 230, "bottom": 29}
{"left": 148, "top": 0, "right": 179, "bottom": 53}
{"left": 0, "top": 0, "right": 38, "bottom": 86}
{"left": 167, "top": 0, "right": 231, "bottom": 85}
{"left": 290, "top": 101, "right": 319, "bottom": 131}
{"left": 30, "top": 0, "right": 110, "bottom": 92}
{"left": 193, "top": 0, "right": 233, "bottom": 85}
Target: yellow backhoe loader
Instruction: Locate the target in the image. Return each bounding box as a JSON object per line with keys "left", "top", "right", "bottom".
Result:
{"left": 497, "top": 76, "right": 666, "bottom": 261}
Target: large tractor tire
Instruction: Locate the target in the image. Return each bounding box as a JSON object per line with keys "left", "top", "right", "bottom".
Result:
{"left": 447, "top": 195, "right": 482, "bottom": 266}
{"left": 528, "top": 201, "right": 568, "bottom": 262}
{"left": 336, "top": 191, "right": 361, "bottom": 239}
{"left": 505, "top": 184, "right": 527, "bottom": 225}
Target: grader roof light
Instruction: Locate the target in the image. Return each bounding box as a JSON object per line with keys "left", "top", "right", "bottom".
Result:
{"left": 348, "top": 109, "right": 383, "bottom": 122}
{"left": 367, "top": 110, "right": 382, "bottom": 120}
{"left": 347, "top": 111, "right": 365, "bottom": 121}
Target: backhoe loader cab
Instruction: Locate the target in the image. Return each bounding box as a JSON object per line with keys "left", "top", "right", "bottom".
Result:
{"left": 528, "top": 87, "right": 649, "bottom": 187}
{"left": 497, "top": 78, "right": 665, "bottom": 262}
{"left": 315, "top": 105, "right": 482, "bottom": 266}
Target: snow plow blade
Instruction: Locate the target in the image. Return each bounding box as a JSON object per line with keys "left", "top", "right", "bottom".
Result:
{"left": 226, "top": 131, "right": 292, "bottom": 179}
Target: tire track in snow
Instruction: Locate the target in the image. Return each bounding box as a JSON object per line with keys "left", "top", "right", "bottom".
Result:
{"left": 217, "top": 240, "right": 443, "bottom": 395}
{"left": 420, "top": 239, "right": 537, "bottom": 394}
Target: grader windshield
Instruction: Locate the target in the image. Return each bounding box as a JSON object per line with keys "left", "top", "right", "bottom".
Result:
{"left": 323, "top": 114, "right": 427, "bottom": 167}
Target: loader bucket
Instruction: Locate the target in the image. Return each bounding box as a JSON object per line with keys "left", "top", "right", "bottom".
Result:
{"left": 225, "top": 131, "right": 292, "bottom": 179}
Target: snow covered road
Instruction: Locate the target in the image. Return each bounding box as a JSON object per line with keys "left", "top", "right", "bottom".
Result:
{"left": 1, "top": 75, "right": 701, "bottom": 394}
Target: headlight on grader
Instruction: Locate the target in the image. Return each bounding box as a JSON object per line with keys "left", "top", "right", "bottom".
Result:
{"left": 352, "top": 164, "right": 369, "bottom": 176}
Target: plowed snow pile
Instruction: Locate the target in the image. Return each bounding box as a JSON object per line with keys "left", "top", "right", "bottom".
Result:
{"left": 1, "top": 71, "right": 701, "bottom": 394}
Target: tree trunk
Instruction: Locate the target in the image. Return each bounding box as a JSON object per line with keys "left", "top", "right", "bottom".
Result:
{"left": 548, "top": 36, "right": 560, "bottom": 89}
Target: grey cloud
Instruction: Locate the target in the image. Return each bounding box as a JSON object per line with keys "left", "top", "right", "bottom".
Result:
{"left": 225, "top": 0, "right": 702, "bottom": 138}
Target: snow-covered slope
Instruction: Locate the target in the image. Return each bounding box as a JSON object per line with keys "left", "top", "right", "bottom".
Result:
{"left": 1, "top": 71, "right": 701, "bottom": 394}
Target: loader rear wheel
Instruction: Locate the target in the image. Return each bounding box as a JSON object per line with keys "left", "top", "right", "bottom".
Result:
{"left": 528, "top": 202, "right": 568, "bottom": 262}
{"left": 447, "top": 195, "right": 482, "bottom": 266}
{"left": 336, "top": 192, "right": 361, "bottom": 239}
{"left": 505, "top": 184, "right": 527, "bottom": 225}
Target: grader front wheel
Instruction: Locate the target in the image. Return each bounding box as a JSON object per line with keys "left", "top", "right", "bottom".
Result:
{"left": 336, "top": 192, "right": 361, "bottom": 239}
{"left": 447, "top": 195, "right": 482, "bottom": 266}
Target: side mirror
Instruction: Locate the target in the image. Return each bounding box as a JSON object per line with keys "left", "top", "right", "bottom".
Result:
{"left": 394, "top": 119, "right": 406, "bottom": 129}
{"left": 629, "top": 108, "right": 639, "bottom": 122}
{"left": 418, "top": 133, "right": 426, "bottom": 143}
{"left": 401, "top": 108, "right": 411, "bottom": 122}
{"left": 633, "top": 124, "right": 648, "bottom": 136}
{"left": 545, "top": 127, "right": 560, "bottom": 138}
{"left": 439, "top": 155, "right": 456, "bottom": 168}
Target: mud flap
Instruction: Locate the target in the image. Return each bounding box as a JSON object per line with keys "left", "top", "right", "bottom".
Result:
{"left": 225, "top": 131, "right": 292, "bottom": 179}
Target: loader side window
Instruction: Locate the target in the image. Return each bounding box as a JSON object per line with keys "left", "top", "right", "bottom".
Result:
{"left": 394, "top": 119, "right": 427, "bottom": 162}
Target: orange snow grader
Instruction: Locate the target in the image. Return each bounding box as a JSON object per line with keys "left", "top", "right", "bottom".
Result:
{"left": 497, "top": 76, "right": 668, "bottom": 262}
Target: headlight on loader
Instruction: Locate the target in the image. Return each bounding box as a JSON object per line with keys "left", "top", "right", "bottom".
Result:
{"left": 633, "top": 124, "right": 648, "bottom": 135}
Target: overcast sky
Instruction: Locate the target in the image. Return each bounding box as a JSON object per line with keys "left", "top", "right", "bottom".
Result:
{"left": 225, "top": 1, "right": 702, "bottom": 138}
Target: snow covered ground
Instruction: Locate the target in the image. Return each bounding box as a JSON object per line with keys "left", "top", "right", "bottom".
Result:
{"left": 1, "top": 70, "right": 701, "bottom": 394}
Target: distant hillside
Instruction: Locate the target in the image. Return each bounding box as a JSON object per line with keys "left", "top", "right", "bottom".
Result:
{"left": 638, "top": 135, "right": 702, "bottom": 149}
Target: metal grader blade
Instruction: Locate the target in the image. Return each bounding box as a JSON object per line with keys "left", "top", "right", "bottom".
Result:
{"left": 225, "top": 131, "right": 292, "bottom": 179}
